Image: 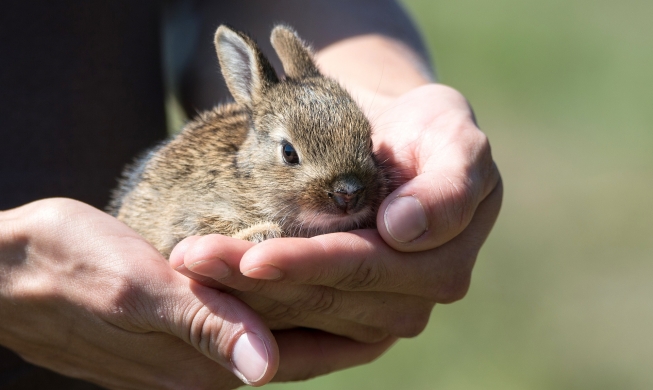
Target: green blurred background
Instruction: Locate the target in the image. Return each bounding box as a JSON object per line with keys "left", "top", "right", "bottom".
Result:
{"left": 269, "top": 0, "right": 653, "bottom": 389}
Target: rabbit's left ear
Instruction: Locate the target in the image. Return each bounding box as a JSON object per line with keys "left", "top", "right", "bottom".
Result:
{"left": 271, "top": 25, "right": 320, "bottom": 79}
{"left": 215, "top": 25, "right": 279, "bottom": 107}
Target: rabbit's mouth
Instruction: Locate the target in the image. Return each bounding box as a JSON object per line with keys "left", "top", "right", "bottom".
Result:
{"left": 290, "top": 206, "right": 376, "bottom": 236}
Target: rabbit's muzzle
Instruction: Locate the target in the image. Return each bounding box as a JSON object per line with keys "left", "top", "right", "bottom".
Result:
{"left": 327, "top": 175, "right": 367, "bottom": 214}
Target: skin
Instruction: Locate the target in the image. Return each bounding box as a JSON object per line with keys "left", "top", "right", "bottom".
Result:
{"left": 0, "top": 4, "right": 502, "bottom": 389}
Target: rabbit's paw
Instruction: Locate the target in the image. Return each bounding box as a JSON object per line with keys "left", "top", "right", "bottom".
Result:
{"left": 233, "top": 222, "right": 283, "bottom": 243}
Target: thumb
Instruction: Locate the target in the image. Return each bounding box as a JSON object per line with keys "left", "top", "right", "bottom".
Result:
{"left": 378, "top": 152, "right": 500, "bottom": 252}
{"left": 146, "top": 276, "right": 279, "bottom": 386}
{"left": 373, "top": 83, "right": 501, "bottom": 252}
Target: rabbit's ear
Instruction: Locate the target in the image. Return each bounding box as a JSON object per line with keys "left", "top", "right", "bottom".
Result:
{"left": 270, "top": 25, "right": 320, "bottom": 79}
{"left": 215, "top": 25, "right": 279, "bottom": 107}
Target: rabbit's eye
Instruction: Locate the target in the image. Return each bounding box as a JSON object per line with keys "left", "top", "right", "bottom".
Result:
{"left": 282, "top": 143, "right": 300, "bottom": 165}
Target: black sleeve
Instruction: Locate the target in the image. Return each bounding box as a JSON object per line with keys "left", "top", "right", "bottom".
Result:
{"left": 0, "top": 0, "right": 168, "bottom": 211}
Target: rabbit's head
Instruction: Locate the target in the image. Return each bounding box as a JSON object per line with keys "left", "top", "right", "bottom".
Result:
{"left": 215, "top": 25, "right": 387, "bottom": 236}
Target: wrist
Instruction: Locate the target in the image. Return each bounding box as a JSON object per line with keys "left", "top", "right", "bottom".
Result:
{"left": 315, "top": 34, "right": 434, "bottom": 115}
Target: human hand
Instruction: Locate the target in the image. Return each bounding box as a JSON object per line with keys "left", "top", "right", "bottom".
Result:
{"left": 171, "top": 83, "right": 502, "bottom": 344}
{"left": 0, "top": 199, "right": 393, "bottom": 388}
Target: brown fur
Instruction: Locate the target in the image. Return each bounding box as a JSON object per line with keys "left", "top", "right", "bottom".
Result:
{"left": 108, "top": 25, "right": 388, "bottom": 258}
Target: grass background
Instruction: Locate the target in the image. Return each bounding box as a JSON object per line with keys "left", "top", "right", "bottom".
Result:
{"left": 268, "top": 0, "right": 653, "bottom": 389}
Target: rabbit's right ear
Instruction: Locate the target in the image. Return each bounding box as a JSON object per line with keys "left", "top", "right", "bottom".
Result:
{"left": 270, "top": 25, "right": 320, "bottom": 79}
{"left": 215, "top": 26, "right": 279, "bottom": 107}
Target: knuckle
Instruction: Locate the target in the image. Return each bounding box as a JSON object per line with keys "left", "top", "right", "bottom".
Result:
{"left": 393, "top": 308, "right": 432, "bottom": 338}
{"left": 245, "top": 278, "right": 269, "bottom": 294}
{"left": 436, "top": 174, "right": 477, "bottom": 235}
{"left": 335, "top": 257, "right": 386, "bottom": 291}
{"left": 384, "top": 301, "right": 433, "bottom": 338}
{"left": 185, "top": 293, "right": 242, "bottom": 356}
{"left": 30, "top": 198, "right": 80, "bottom": 225}
{"left": 351, "top": 328, "right": 390, "bottom": 344}
{"left": 28, "top": 201, "right": 65, "bottom": 227}
{"left": 260, "top": 301, "right": 307, "bottom": 324}
{"left": 436, "top": 130, "right": 497, "bottom": 234}
{"left": 187, "top": 304, "right": 214, "bottom": 352}
{"left": 474, "top": 129, "right": 491, "bottom": 152}
{"left": 475, "top": 133, "right": 498, "bottom": 180}
{"left": 289, "top": 286, "right": 342, "bottom": 316}
{"left": 8, "top": 276, "right": 51, "bottom": 304}
{"left": 453, "top": 178, "right": 477, "bottom": 224}
{"left": 101, "top": 274, "right": 154, "bottom": 329}
{"left": 433, "top": 271, "right": 472, "bottom": 304}
{"left": 472, "top": 132, "right": 502, "bottom": 198}
{"left": 289, "top": 368, "right": 320, "bottom": 383}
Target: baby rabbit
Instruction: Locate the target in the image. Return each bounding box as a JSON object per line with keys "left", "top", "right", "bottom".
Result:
{"left": 108, "top": 25, "right": 388, "bottom": 258}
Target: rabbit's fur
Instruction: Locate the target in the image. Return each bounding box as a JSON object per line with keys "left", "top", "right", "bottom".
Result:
{"left": 108, "top": 25, "right": 388, "bottom": 257}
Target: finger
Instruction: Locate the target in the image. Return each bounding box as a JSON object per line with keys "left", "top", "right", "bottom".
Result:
{"left": 241, "top": 180, "right": 503, "bottom": 303}
{"left": 171, "top": 236, "right": 425, "bottom": 340}
{"left": 170, "top": 236, "right": 222, "bottom": 289}
{"left": 233, "top": 289, "right": 393, "bottom": 343}
{"left": 169, "top": 234, "right": 255, "bottom": 290}
{"left": 372, "top": 84, "right": 501, "bottom": 252}
{"left": 228, "top": 280, "right": 433, "bottom": 340}
{"left": 130, "top": 271, "right": 280, "bottom": 386}
{"left": 183, "top": 234, "right": 255, "bottom": 278}
{"left": 273, "top": 329, "right": 397, "bottom": 382}
{"left": 378, "top": 131, "right": 500, "bottom": 253}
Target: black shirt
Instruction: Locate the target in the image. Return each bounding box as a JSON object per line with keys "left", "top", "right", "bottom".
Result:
{"left": 0, "top": 1, "right": 167, "bottom": 211}
{"left": 0, "top": 1, "right": 166, "bottom": 388}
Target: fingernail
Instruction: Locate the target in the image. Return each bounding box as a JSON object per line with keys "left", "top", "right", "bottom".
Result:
{"left": 384, "top": 195, "right": 429, "bottom": 243}
{"left": 232, "top": 332, "right": 269, "bottom": 384}
{"left": 187, "top": 259, "right": 231, "bottom": 280}
{"left": 242, "top": 265, "right": 283, "bottom": 280}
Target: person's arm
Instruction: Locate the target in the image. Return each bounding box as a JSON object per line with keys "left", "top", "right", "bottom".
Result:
{"left": 173, "top": 0, "right": 502, "bottom": 345}
{"left": 316, "top": 33, "right": 433, "bottom": 108}
{"left": 174, "top": 0, "right": 432, "bottom": 111}
{"left": 0, "top": 199, "right": 393, "bottom": 388}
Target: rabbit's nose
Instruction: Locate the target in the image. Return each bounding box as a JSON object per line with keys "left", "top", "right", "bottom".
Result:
{"left": 328, "top": 184, "right": 365, "bottom": 213}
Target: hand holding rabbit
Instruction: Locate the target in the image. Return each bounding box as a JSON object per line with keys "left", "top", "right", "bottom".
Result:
{"left": 173, "top": 35, "right": 502, "bottom": 344}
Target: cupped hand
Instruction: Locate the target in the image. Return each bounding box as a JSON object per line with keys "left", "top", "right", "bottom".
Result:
{"left": 171, "top": 84, "right": 502, "bottom": 343}
{"left": 371, "top": 83, "right": 502, "bottom": 252}
{"left": 0, "top": 199, "right": 393, "bottom": 388}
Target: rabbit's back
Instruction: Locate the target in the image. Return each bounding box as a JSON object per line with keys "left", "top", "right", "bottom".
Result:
{"left": 112, "top": 103, "right": 255, "bottom": 256}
